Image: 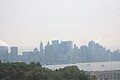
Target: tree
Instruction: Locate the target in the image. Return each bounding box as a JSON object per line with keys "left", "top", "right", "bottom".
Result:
{"left": 90, "top": 75, "right": 97, "bottom": 80}
{"left": 0, "top": 62, "right": 91, "bottom": 80}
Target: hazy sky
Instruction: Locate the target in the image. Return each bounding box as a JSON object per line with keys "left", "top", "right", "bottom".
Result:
{"left": 0, "top": 0, "right": 120, "bottom": 53}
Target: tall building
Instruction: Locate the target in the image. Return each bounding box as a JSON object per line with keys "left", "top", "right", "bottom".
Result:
{"left": 0, "top": 46, "right": 8, "bottom": 54}
{"left": 39, "top": 41, "right": 45, "bottom": 64}
{"left": 52, "top": 40, "right": 59, "bottom": 45}
{"left": 80, "top": 45, "right": 88, "bottom": 62}
{"left": 52, "top": 40, "right": 59, "bottom": 52}
{"left": 60, "top": 41, "right": 73, "bottom": 54}
{"left": 73, "top": 44, "right": 79, "bottom": 63}
{"left": 33, "top": 48, "right": 39, "bottom": 62}
{"left": 22, "top": 51, "right": 34, "bottom": 63}
{"left": 40, "top": 41, "right": 44, "bottom": 54}
{"left": 59, "top": 41, "right": 73, "bottom": 63}
{"left": 0, "top": 40, "right": 8, "bottom": 54}
{"left": 88, "top": 41, "right": 96, "bottom": 62}
{"left": 88, "top": 41, "right": 109, "bottom": 62}
{"left": 10, "top": 47, "right": 18, "bottom": 62}
{"left": 44, "top": 41, "right": 53, "bottom": 64}
{"left": 10, "top": 47, "right": 18, "bottom": 55}
{"left": 51, "top": 40, "right": 59, "bottom": 63}
{"left": 33, "top": 48, "right": 39, "bottom": 54}
{"left": 0, "top": 41, "right": 9, "bottom": 62}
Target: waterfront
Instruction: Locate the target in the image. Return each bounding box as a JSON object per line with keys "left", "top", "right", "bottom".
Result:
{"left": 44, "top": 61, "right": 120, "bottom": 71}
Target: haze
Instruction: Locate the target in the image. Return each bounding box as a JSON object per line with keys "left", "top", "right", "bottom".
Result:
{"left": 0, "top": 0, "right": 120, "bottom": 53}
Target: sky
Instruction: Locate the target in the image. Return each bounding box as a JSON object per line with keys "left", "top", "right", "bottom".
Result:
{"left": 0, "top": 0, "right": 120, "bottom": 53}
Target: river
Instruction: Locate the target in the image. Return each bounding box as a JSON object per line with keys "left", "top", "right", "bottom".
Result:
{"left": 43, "top": 61, "right": 120, "bottom": 71}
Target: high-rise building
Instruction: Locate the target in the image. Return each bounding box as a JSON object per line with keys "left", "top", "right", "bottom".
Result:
{"left": 60, "top": 41, "right": 73, "bottom": 54}
{"left": 39, "top": 41, "right": 45, "bottom": 63}
{"left": 0, "top": 41, "right": 8, "bottom": 54}
{"left": 10, "top": 47, "right": 18, "bottom": 55}
{"left": 52, "top": 40, "right": 59, "bottom": 52}
{"left": 59, "top": 41, "right": 73, "bottom": 63}
{"left": 80, "top": 45, "right": 88, "bottom": 62}
{"left": 0, "top": 41, "right": 9, "bottom": 62}
{"left": 52, "top": 40, "right": 59, "bottom": 45}
{"left": 44, "top": 41, "right": 53, "bottom": 64}
{"left": 40, "top": 41, "right": 44, "bottom": 54}
{"left": 10, "top": 47, "right": 18, "bottom": 62}
{"left": 73, "top": 44, "right": 79, "bottom": 63}
{"left": 88, "top": 41, "right": 96, "bottom": 62}
{"left": 0, "top": 46, "right": 8, "bottom": 54}
{"left": 33, "top": 48, "right": 39, "bottom": 54}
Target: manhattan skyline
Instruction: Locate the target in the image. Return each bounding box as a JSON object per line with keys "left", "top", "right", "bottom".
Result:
{"left": 0, "top": 40, "right": 120, "bottom": 64}
{"left": 0, "top": 0, "right": 120, "bottom": 53}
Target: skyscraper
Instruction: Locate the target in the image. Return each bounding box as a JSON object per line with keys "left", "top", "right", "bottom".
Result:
{"left": 10, "top": 47, "right": 18, "bottom": 55}
{"left": 40, "top": 41, "right": 44, "bottom": 54}
{"left": 80, "top": 45, "right": 88, "bottom": 62}
{"left": 10, "top": 47, "right": 18, "bottom": 62}
{"left": 33, "top": 48, "right": 39, "bottom": 54}
{"left": 59, "top": 41, "right": 73, "bottom": 63}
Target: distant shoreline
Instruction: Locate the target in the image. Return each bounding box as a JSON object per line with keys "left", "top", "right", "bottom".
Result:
{"left": 44, "top": 61, "right": 120, "bottom": 71}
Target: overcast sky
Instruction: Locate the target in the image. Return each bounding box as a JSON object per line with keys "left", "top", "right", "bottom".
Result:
{"left": 0, "top": 0, "right": 120, "bottom": 53}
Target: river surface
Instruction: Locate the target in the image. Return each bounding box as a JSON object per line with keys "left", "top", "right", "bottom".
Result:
{"left": 43, "top": 61, "right": 120, "bottom": 71}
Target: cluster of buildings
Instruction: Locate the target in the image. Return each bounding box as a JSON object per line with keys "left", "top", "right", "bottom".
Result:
{"left": 0, "top": 40, "right": 120, "bottom": 65}
{"left": 0, "top": 46, "right": 18, "bottom": 62}
{"left": 87, "top": 70, "right": 120, "bottom": 80}
{"left": 22, "top": 40, "right": 73, "bottom": 64}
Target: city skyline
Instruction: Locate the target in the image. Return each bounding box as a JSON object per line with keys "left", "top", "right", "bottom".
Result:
{"left": 0, "top": 40, "right": 120, "bottom": 64}
{"left": 0, "top": 0, "right": 120, "bottom": 53}
{"left": 0, "top": 40, "right": 119, "bottom": 54}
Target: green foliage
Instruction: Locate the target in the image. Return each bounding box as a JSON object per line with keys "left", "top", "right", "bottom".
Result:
{"left": 0, "top": 62, "right": 91, "bottom": 80}
{"left": 90, "top": 75, "right": 97, "bottom": 80}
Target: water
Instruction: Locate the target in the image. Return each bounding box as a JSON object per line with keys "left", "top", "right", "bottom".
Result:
{"left": 43, "top": 61, "right": 120, "bottom": 71}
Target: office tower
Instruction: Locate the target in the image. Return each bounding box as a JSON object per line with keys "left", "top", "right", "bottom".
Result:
{"left": 0, "top": 40, "right": 8, "bottom": 54}
{"left": 45, "top": 41, "right": 56, "bottom": 64}
{"left": 60, "top": 41, "right": 73, "bottom": 54}
{"left": 73, "top": 44, "right": 79, "bottom": 63}
{"left": 80, "top": 45, "right": 88, "bottom": 62}
{"left": 59, "top": 41, "right": 73, "bottom": 63}
{"left": 52, "top": 40, "right": 59, "bottom": 51}
{"left": 33, "top": 48, "right": 39, "bottom": 54}
{"left": 10, "top": 47, "right": 18, "bottom": 62}
{"left": 0, "top": 46, "right": 8, "bottom": 54}
{"left": 88, "top": 41, "right": 96, "bottom": 62}
{"left": 40, "top": 41, "right": 44, "bottom": 54}
{"left": 10, "top": 47, "right": 18, "bottom": 55}
{"left": 0, "top": 41, "right": 9, "bottom": 62}
{"left": 39, "top": 41, "right": 45, "bottom": 63}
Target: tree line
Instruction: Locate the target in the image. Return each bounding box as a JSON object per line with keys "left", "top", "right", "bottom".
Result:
{"left": 0, "top": 62, "right": 96, "bottom": 80}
